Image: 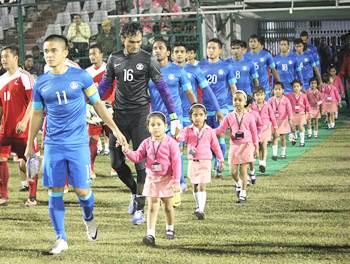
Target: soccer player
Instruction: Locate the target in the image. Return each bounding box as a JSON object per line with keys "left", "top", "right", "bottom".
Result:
{"left": 171, "top": 43, "right": 222, "bottom": 127}
{"left": 25, "top": 34, "right": 126, "bottom": 255}
{"left": 186, "top": 46, "right": 199, "bottom": 66}
{"left": 300, "top": 31, "right": 321, "bottom": 71}
{"left": 0, "top": 46, "right": 37, "bottom": 206}
{"left": 97, "top": 22, "right": 178, "bottom": 225}
{"left": 294, "top": 38, "right": 322, "bottom": 89}
{"left": 150, "top": 39, "right": 196, "bottom": 192}
{"left": 246, "top": 34, "right": 280, "bottom": 98}
{"left": 86, "top": 44, "right": 116, "bottom": 178}
{"left": 274, "top": 38, "right": 304, "bottom": 94}
{"left": 227, "top": 39, "right": 259, "bottom": 98}
{"left": 198, "top": 38, "right": 237, "bottom": 178}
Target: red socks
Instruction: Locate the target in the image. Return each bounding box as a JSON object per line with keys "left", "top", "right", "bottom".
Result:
{"left": 0, "top": 161, "right": 9, "bottom": 199}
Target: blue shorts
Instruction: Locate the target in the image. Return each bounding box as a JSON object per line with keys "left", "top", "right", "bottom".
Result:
{"left": 207, "top": 108, "right": 228, "bottom": 129}
{"left": 43, "top": 144, "right": 91, "bottom": 189}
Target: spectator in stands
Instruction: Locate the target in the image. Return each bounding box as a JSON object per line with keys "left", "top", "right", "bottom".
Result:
{"left": 96, "top": 19, "right": 116, "bottom": 58}
{"left": 23, "top": 55, "right": 40, "bottom": 78}
{"left": 31, "top": 45, "right": 44, "bottom": 74}
{"left": 339, "top": 34, "right": 350, "bottom": 109}
{"left": 67, "top": 14, "right": 91, "bottom": 63}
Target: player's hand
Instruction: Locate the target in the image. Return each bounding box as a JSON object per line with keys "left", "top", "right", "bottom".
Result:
{"left": 217, "top": 160, "right": 225, "bottom": 172}
{"left": 273, "top": 129, "right": 279, "bottom": 140}
{"left": 254, "top": 146, "right": 259, "bottom": 159}
{"left": 16, "top": 121, "right": 27, "bottom": 134}
{"left": 170, "top": 119, "right": 181, "bottom": 138}
{"left": 216, "top": 111, "right": 224, "bottom": 123}
{"left": 113, "top": 130, "right": 127, "bottom": 148}
{"left": 121, "top": 142, "right": 129, "bottom": 152}
{"left": 24, "top": 144, "right": 35, "bottom": 160}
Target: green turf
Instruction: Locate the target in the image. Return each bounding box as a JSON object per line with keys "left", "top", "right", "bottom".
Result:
{"left": 0, "top": 116, "right": 349, "bottom": 264}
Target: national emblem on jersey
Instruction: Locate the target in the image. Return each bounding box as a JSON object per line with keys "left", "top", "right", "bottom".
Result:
{"left": 288, "top": 60, "right": 293, "bottom": 65}
{"left": 136, "top": 63, "right": 144, "bottom": 71}
{"left": 218, "top": 69, "right": 224, "bottom": 75}
{"left": 260, "top": 58, "right": 265, "bottom": 62}
{"left": 168, "top": 74, "right": 175, "bottom": 80}
{"left": 70, "top": 81, "right": 80, "bottom": 90}
{"left": 242, "top": 66, "right": 248, "bottom": 71}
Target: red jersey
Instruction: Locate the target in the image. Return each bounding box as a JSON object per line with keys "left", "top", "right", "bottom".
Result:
{"left": 85, "top": 62, "right": 116, "bottom": 104}
{"left": 0, "top": 68, "right": 33, "bottom": 138}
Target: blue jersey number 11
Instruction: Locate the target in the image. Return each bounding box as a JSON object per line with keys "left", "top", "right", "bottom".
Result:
{"left": 56, "top": 91, "right": 68, "bottom": 105}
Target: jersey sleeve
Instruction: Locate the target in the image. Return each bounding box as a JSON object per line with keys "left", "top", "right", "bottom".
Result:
{"left": 98, "top": 55, "right": 115, "bottom": 98}
{"left": 32, "top": 80, "right": 44, "bottom": 110}
{"left": 227, "top": 64, "right": 237, "bottom": 86}
{"left": 194, "top": 67, "right": 210, "bottom": 89}
{"left": 179, "top": 69, "right": 192, "bottom": 92}
{"left": 20, "top": 71, "right": 34, "bottom": 102}
{"left": 149, "top": 56, "right": 162, "bottom": 82}
{"left": 250, "top": 62, "right": 259, "bottom": 80}
{"left": 267, "top": 53, "right": 276, "bottom": 69}
{"left": 82, "top": 71, "right": 100, "bottom": 104}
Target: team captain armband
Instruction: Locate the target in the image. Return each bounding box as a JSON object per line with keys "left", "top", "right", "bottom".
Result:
{"left": 84, "top": 84, "right": 100, "bottom": 104}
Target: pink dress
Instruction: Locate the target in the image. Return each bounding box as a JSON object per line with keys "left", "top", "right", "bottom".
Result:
{"left": 180, "top": 125, "right": 223, "bottom": 184}
{"left": 268, "top": 96, "right": 293, "bottom": 134}
{"left": 124, "top": 136, "right": 181, "bottom": 198}
{"left": 216, "top": 111, "right": 258, "bottom": 165}
{"left": 249, "top": 109, "right": 263, "bottom": 141}
{"left": 286, "top": 93, "right": 310, "bottom": 127}
{"left": 306, "top": 89, "right": 322, "bottom": 119}
{"left": 251, "top": 102, "right": 278, "bottom": 142}
{"left": 332, "top": 75, "right": 345, "bottom": 98}
{"left": 321, "top": 84, "right": 341, "bottom": 113}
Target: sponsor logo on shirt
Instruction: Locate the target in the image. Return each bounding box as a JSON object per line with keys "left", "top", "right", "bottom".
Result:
{"left": 70, "top": 81, "right": 80, "bottom": 90}
{"left": 14, "top": 79, "right": 19, "bottom": 85}
{"left": 136, "top": 63, "right": 144, "bottom": 71}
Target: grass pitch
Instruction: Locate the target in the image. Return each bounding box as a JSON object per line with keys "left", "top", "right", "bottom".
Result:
{"left": 0, "top": 117, "right": 349, "bottom": 264}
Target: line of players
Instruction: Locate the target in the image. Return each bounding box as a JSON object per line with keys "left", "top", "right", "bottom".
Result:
{"left": 88, "top": 34, "right": 342, "bottom": 179}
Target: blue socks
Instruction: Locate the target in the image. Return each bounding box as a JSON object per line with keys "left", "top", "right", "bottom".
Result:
{"left": 78, "top": 191, "right": 95, "bottom": 221}
{"left": 48, "top": 191, "right": 66, "bottom": 241}
{"left": 180, "top": 154, "right": 186, "bottom": 185}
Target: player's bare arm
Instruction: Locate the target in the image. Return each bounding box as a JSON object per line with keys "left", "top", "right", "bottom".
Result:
{"left": 24, "top": 108, "right": 44, "bottom": 158}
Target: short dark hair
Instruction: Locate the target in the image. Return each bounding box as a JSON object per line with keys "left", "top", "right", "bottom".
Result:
{"left": 274, "top": 81, "right": 285, "bottom": 89}
{"left": 44, "top": 34, "right": 69, "bottom": 49}
{"left": 121, "top": 22, "right": 143, "bottom": 37}
{"left": 208, "top": 38, "right": 223, "bottom": 49}
{"left": 73, "top": 14, "right": 81, "bottom": 18}
{"left": 147, "top": 111, "right": 167, "bottom": 125}
{"left": 294, "top": 38, "right": 304, "bottom": 46}
{"left": 153, "top": 37, "right": 170, "bottom": 51}
{"left": 300, "top": 31, "right": 308, "bottom": 37}
{"left": 279, "top": 37, "right": 289, "bottom": 43}
{"left": 309, "top": 77, "right": 318, "bottom": 85}
{"left": 1, "top": 46, "right": 19, "bottom": 56}
{"left": 240, "top": 41, "right": 247, "bottom": 49}
{"left": 322, "top": 73, "right": 331, "bottom": 83}
{"left": 187, "top": 46, "right": 197, "bottom": 53}
{"left": 258, "top": 36, "right": 265, "bottom": 46}
{"left": 172, "top": 42, "right": 187, "bottom": 51}
{"left": 249, "top": 34, "right": 259, "bottom": 41}
{"left": 230, "top": 39, "right": 241, "bottom": 47}
{"left": 328, "top": 63, "right": 337, "bottom": 71}
{"left": 291, "top": 79, "right": 302, "bottom": 86}
{"left": 89, "top": 44, "right": 103, "bottom": 53}
{"left": 25, "top": 54, "right": 34, "bottom": 60}
{"left": 254, "top": 87, "right": 266, "bottom": 95}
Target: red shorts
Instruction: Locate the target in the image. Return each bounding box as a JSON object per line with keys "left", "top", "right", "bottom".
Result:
{"left": 0, "top": 136, "right": 27, "bottom": 159}
{"left": 88, "top": 124, "right": 111, "bottom": 137}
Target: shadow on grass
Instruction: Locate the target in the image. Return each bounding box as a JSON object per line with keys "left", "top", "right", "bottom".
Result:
{"left": 167, "top": 242, "right": 350, "bottom": 255}
{"left": 290, "top": 208, "right": 350, "bottom": 213}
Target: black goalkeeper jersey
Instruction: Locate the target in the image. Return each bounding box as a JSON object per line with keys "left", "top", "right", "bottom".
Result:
{"left": 104, "top": 49, "right": 162, "bottom": 112}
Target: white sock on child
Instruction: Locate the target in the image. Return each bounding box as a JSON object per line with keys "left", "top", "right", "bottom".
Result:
{"left": 300, "top": 132, "right": 305, "bottom": 144}
{"left": 272, "top": 145, "right": 278, "bottom": 156}
{"left": 281, "top": 147, "right": 286, "bottom": 156}
{"left": 147, "top": 229, "right": 155, "bottom": 237}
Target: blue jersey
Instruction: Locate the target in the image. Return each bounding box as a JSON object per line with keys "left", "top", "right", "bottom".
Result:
{"left": 226, "top": 57, "right": 258, "bottom": 96}
{"left": 149, "top": 62, "right": 192, "bottom": 119}
{"left": 245, "top": 49, "right": 275, "bottom": 93}
{"left": 198, "top": 60, "right": 236, "bottom": 114}
{"left": 180, "top": 64, "right": 209, "bottom": 120}
{"left": 274, "top": 52, "right": 303, "bottom": 94}
{"left": 295, "top": 52, "right": 316, "bottom": 89}
{"left": 33, "top": 67, "right": 98, "bottom": 145}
